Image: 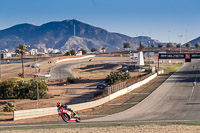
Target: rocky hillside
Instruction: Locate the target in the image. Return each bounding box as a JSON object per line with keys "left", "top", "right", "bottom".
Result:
{"left": 187, "top": 37, "right": 200, "bottom": 46}
{"left": 0, "top": 19, "right": 161, "bottom": 52}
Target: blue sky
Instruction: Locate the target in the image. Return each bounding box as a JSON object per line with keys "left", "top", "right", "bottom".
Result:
{"left": 0, "top": 0, "right": 200, "bottom": 43}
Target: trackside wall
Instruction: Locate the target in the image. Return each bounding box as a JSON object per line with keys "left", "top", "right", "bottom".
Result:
{"left": 56, "top": 55, "right": 95, "bottom": 63}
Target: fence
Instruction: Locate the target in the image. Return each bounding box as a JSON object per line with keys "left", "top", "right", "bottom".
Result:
{"left": 107, "top": 82, "right": 126, "bottom": 95}
{"left": 106, "top": 72, "right": 153, "bottom": 95}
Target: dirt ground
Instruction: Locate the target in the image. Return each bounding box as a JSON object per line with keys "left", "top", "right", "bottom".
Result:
{"left": 1, "top": 125, "right": 200, "bottom": 133}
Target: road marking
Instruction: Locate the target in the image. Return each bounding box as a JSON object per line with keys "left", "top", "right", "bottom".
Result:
{"left": 188, "top": 66, "right": 198, "bottom": 103}
{"left": 188, "top": 86, "right": 194, "bottom": 103}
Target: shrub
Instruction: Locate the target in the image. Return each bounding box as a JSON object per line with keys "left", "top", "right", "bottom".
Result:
{"left": 70, "top": 49, "right": 76, "bottom": 55}
{"left": 64, "top": 51, "right": 70, "bottom": 56}
{"left": 3, "top": 101, "right": 16, "bottom": 112}
{"left": 0, "top": 78, "right": 48, "bottom": 100}
{"left": 26, "top": 79, "right": 49, "bottom": 100}
{"left": 80, "top": 48, "right": 87, "bottom": 55}
{"left": 0, "top": 79, "right": 19, "bottom": 99}
{"left": 67, "top": 76, "right": 75, "bottom": 84}
{"left": 105, "top": 71, "right": 130, "bottom": 85}
{"left": 91, "top": 48, "right": 97, "bottom": 52}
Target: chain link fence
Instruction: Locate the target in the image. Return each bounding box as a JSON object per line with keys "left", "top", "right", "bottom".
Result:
{"left": 105, "top": 72, "right": 154, "bottom": 95}
{"left": 106, "top": 82, "right": 126, "bottom": 95}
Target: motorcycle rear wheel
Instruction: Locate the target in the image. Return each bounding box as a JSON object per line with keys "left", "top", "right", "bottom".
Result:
{"left": 76, "top": 117, "right": 81, "bottom": 122}
{"left": 61, "top": 113, "right": 70, "bottom": 123}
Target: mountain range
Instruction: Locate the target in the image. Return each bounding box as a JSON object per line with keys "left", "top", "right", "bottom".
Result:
{"left": 0, "top": 19, "right": 163, "bottom": 52}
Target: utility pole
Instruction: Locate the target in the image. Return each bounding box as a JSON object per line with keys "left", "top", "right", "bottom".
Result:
{"left": 35, "top": 51, "right": 40, "bottom": 109}
{"left": 178, "top": 35, "right": 183, "bottom": 53}
{"left": 36, "top": 73, "right": 40, "bottom": 109}
{"left": 74, "top": 24, "right": 76, "bottom": 37}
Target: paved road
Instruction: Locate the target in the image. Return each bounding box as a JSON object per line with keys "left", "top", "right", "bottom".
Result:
{"left": 49, "top": 61, "right": 87, "bottom": 81}
{"left": 86, "top": 60, "right": 200, "bottom": 122}
{"left": 49, "top": 60, "right": 120, "bottom": 81}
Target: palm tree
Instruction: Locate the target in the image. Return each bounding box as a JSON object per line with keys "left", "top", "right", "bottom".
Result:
{"left": 15, "top": 44, "right": 29, "bottom": 78}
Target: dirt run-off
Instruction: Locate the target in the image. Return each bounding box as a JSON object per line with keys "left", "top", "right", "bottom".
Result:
{"left": 1, "top": 125, "right": 200, "bottom": 133}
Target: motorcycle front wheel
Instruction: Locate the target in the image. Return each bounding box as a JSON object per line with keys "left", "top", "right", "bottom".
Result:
{"left": 61, "top": 113, "right": 70, "bottom": 123}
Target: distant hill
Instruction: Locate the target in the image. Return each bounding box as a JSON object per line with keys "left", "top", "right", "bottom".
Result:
{"left": 0, "top": 19, "right": 161, "bottom": 52}
{"left": 187, "top": 37, "right": 200, "bottom": 46}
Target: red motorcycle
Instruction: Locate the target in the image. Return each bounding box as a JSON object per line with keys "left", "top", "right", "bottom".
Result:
{"left": 57, "top": 102, "right": 81, "bottom": 123}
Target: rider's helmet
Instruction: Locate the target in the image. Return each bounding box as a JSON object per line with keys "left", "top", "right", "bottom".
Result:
{"left": 57, "top": 102, "right": 61, "bottom": 107}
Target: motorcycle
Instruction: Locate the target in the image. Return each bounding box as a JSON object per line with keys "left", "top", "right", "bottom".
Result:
{"left": 57, "top": 103, "right": 81, "bottom": 123}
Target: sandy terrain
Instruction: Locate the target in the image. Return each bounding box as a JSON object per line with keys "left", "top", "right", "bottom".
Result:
{"left": 1, "top": 125, "right": 200, "bottom": 133}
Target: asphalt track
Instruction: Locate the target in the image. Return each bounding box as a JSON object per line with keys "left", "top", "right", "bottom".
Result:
{"left": 86, "top": 59, "right": 200, "bottom": 122}
{"left": 1, "top": 60, "right": 200, "bottom": 128}
{"left": 49, "top": 60, "right": 123, "bottom": 80}
{"left": 49, "top": 61, "right": 87, "bottom": 81}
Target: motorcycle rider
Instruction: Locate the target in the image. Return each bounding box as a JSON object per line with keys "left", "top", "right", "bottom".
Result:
{"left": 57, "top": 102, "right": 77, "bottom": 117}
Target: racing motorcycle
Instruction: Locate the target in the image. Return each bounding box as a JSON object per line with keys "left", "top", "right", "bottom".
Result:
{"left": 57, "top": 102, "right": 81, "bottom": 123}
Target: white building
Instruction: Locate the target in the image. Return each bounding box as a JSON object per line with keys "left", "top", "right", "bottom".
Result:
{"left": 29, "top": 49, "right": 38, "bottom": 55}
{"left": 38, "top": 47, "right": 47, "bottom": 53}
{"left": 47, "top": 48, "right": 53, "bottom": 53}
{"left": 52, "top": 49, "right": 60, "bottom": 53}
{"left": 99, "top": 47, "right": 106, "bottom": 53}
{"left": 137, "top": 51, "right": 145, "bottom": 66}
{"left": 76, "top": 50, "right": 82, "bottom": 56}
{"left": 0, "top": 52, "right": 15, "bottom": 59}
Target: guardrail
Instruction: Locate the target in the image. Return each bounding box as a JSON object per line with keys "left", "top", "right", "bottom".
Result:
{"left": 13, "top": 70, "right": 164, "bottom": 120}
{"left": 56, "top": 55, "right": 96, "bottom": 63}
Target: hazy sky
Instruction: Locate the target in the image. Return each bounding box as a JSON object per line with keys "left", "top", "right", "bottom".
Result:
{"left": 0, "top": 0, "right": 200, "bottom": 43}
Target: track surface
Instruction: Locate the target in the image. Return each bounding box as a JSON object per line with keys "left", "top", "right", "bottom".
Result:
{"left": 86, "top": 60, "right": 200, "bottom": 122}
{"left": 49, "top": 61, "right": 86, "bottom": 80}
{"left": 49, "top": 60, "right": 116, "bottom": 80}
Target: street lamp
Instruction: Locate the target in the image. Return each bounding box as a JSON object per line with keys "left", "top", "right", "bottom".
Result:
{"left": 36, "top": 67, "right": 40, "bottom": 109}
{"left": 178, "top": 35, "right": 183, "bottom": 53}
{"left": 34, "top": 50, "right": 40, "bottom": 109}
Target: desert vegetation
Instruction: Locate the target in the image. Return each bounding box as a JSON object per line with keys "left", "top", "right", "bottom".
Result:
{"left": 0, "top": 78, "right": 48, "bottom": 100}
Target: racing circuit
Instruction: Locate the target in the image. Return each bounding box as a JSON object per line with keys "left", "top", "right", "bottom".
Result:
{"left": 1, "top": 59, "right": 200, "bottom": 128}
